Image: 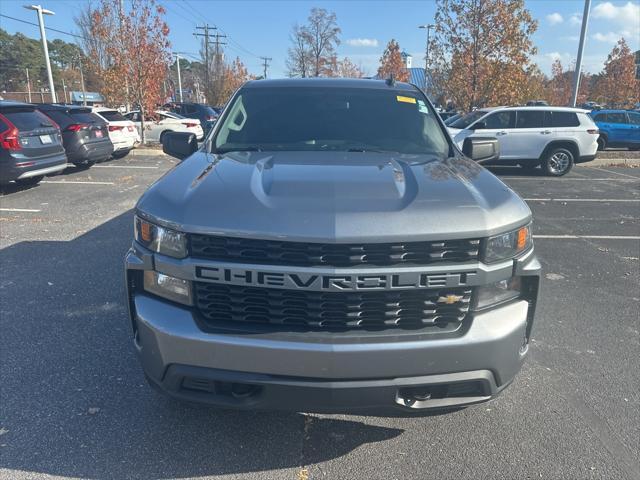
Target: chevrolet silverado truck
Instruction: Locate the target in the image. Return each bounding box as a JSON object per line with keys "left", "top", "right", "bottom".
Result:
{"left": 125, "top": 78, "right": 540, "bottom": 412}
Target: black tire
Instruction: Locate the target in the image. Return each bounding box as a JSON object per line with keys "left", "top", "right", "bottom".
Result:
{"left": 543, "top": 147, "right": 574, "bottom": 176}
{"left": 597, "top": 136, "right": 607, "bottom": 151}
{"left": 112, "top": 149, "right": 131, "bottom": 159}
{"left": 16, "top": 175, "right": 44, "bottom": 186}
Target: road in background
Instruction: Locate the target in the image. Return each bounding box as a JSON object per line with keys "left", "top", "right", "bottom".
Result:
{"left": 1, "top": 157, "right": 638, "bottom": 479}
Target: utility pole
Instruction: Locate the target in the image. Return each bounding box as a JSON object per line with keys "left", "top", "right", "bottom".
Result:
{"left": 24, "top": 5, "right": 56, "bottom": 103}
{"left": 62, "top": 78, "right": 67, "bottom": 103}
{"left": 174, "top": 53, "right": 183, "bottom": 102}
{"left": 25, "top": 68, "right": 32, "bottom": 103}
{"left": 260, "top": 57, "right": 272, "bottom": 79}
{"left": 571, "top": 0, "right": 591, "bottom": 107}
{"left": 419, "top": 24, "right": 435, "bottom": 94}
{"left": 194, "top": 24, "right": 216, "bottom": 99}
{"left": 77, "top": 55, "right": 86, "bottom": 106}
{"left": 212, "top": 32, "right": 227, "bottom": 82}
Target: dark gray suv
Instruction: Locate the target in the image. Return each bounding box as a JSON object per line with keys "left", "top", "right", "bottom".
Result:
{"left": 126, "top": 79, "right": 540, "bottom": 413}
{"left": 0, "top": 101, "right": 67, "bottom": 186}
{"left": 37, "top": 104, "right": 113, "bottom": 167}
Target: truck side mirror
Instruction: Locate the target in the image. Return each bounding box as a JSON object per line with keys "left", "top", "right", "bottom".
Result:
{"left": 462, "top": 136, "right": 500, "bottom": 163}
{"left": 162, "top": 132, "right": 198, "bottom": 160}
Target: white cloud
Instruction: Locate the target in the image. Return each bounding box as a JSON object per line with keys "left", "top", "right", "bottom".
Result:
{"left": 592, "top": 30, "right": 632, "bottom": 42}
{"left": 546, "top": 13, "right": 564, "bottom": 25}
{"left": 345, "top": 38, "right": 379, "bottom": 48}
{"left": 592, "top": 1, "right": 640, "bottom": 31}
{"left": 569, "top": 14, "right": 582, "bottom": 26}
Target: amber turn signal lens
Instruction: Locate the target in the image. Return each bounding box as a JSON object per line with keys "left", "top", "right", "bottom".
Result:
{"left": 140, "top": 221, "right": 153, "bottom": 242}
{"left": 516, "top": 227, "right": 529, "bottom": 251}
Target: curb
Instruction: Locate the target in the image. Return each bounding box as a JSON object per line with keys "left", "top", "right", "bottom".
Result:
{"left": 583, "top": 158, "right": 640, "bottom": 167}
{"left": 127, "top": 148, "right": 165, "bottom": 157}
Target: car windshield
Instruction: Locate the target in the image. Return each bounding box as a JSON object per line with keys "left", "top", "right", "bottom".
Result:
{"left": 99, "top": 110, "right": 127, "bottom": 122}
{"left": 163, "top": 111, "right": 186, "bottom": 119}
{"left": 448, "top": 110, "right": 486, "bottom": 129}
{"left": 212, "top": 86, "right": 450, "bottom": 156}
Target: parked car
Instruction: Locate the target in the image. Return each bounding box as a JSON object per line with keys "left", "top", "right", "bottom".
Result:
{"left": 580, "top": 101, "right": 602, "bottom": 111}
{"left": 589, "top": 109, "right": 640, "bottom": 151}
{"left": 124, "top": 110, "right": 204, "bottom": 143}
{"left": 0, "top": 100, "right": 67, "bottom": 186}
{"left": 36, "top": 104, "right": 113, "bottom": 167}
{"left": 448, "top": 106, "right": 599, "bottom": 176}
{"left": 92, "top": 107, "right": 140, "bottom": 158}
{"left": 438, "top": 111, "right": 459, "bottom": 122}
{"left": 163, "top": 102, "right": 219, "bottom": 135}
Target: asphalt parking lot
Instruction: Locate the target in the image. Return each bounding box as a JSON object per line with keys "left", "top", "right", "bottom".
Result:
{"left": 1, "top": 154, "right": 638, "bottom": 480}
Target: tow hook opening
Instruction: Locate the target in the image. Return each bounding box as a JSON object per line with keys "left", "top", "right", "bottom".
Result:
{"left": 397, "top": 381, "right": 486, "bottom": 408}
{"left": 181, "top": 376, "right": 263, "bottom": 400}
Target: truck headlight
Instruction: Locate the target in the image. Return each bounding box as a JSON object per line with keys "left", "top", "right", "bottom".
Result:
{"left": 135, "top": 215, "right": 187, "bottom": 258}
{"left": 143, "top": 271, "right": 193, "bottom": 306}
{"left": 475, "top": 277, "right": 521, "bottom": 309}
{"left": 483, "top": 225, "right": 532, "bottom": 263}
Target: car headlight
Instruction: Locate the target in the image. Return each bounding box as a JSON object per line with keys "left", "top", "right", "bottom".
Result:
{"left": 143, "top": 271, "right": 193, "bottom": 306}
{"left": 475, "top": 277, "right": 521, "bottom": 309}
{"left": 134, "top": 215, "right": 187, "bottom": 258}
{"left": 483, "top": 225, "right": 532, "bottom": 263}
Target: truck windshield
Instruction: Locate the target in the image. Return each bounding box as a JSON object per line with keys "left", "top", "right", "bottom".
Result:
{"left": 213, "top": 86, "right": 450, "bottom": 156}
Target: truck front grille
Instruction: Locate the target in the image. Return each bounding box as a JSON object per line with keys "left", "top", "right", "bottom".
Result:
{"left": 189, "top": 235, "right": 480, "bottom": 267}
{"left": 194, "top": 282, "right": 472, "bottom": 331}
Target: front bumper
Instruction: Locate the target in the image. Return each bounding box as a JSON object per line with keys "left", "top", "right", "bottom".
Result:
{"left": 125, "top": 249, "right": 540, "bottom": 412}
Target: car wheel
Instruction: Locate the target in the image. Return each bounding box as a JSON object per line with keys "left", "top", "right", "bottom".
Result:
{"left": 112, "top": 150, "right": 130, "bottom": 159}
{"left": 597, "top": 136, "right": 607, "bottom": 151}
{"left": 16, "top": 175, "right": 44, "bottom": 186}
{"left": 543, "top": 148, "right": 574, "bottom": 176}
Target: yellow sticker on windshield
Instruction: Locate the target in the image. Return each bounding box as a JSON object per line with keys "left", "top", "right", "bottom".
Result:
{"left": 396, "top": 95, "right": 416, "bottom": 104}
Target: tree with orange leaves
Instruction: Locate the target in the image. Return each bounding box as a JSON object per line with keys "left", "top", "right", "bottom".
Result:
{"left": 89, "top": 0, "right": 171, "bottom": 143}
{"left": 430, "top": 0, "right": 538, "bottom": 110}
{"left": 377, "top": 40, "right": 409, "bottom": 82}
{"left": 592, "top": 38, "right": 639, "bottom": 108}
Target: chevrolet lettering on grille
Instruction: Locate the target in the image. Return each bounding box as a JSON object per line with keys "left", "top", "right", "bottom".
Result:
{"left": 194, "top": 265, "right": 478, "bottom": 292}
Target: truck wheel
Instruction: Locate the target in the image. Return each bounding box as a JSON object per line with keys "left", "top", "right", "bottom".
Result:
{"left": 16, "top": 175, "right": 44, "bottom": 186}
{"left": 543, "top": 147, "right": 574, "bottom": 176}
{"left": 597, "top": 136, "right": 607, "bottom": 151}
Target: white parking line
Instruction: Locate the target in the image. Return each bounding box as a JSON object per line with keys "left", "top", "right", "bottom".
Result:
{"left": 504, "top": 177, "right": 637, "bottom": 182}
{"left": 0, "top": 208, "right": 42, "bottom": 213}
{"left": 583, "top": 166, "right": 639, "bottom": 179}
{"left": 41, "top": 180, "right": 115, "bottom": 185}
{"left": 534, "top": 235, "right": 640, "bottom": 240}
{"left": 93, "top": 165, "right": 158, "bottom": 169}
{"left": 524, "top": 198, "right": 640, "bottom": 203}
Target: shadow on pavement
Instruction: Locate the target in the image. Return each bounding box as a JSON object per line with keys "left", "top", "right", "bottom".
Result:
{"left": 0, "top": 210, "right": 403, "bottom": 479}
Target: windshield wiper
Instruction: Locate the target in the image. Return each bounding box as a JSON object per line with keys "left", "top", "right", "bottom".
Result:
{"left": 346, "top": 147, "right": 399, "bottom": 153}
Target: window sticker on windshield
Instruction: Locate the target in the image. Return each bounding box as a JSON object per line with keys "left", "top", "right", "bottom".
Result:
{"left": 417, "top": 100, "right": 429, "bottom": 114}
{"left": 396, "top": 95, "right": 416, "bottom": 104}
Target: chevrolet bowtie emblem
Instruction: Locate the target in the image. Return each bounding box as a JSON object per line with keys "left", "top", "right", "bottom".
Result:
{"left": 437, "top": 294, "right": 463, "bottom": 304}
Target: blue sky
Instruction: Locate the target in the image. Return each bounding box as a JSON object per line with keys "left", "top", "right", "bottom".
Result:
{"left": 1, "top": 0, "right": 638, "bottom": 78}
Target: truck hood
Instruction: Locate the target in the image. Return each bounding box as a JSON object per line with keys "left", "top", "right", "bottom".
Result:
{"left": 137, "top": 151, "right": 531, "bottom": 242}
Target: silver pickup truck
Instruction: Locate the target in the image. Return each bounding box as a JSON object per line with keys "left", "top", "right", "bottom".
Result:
{"left": 125, "top": 78, "right": 540, "bottom": 413}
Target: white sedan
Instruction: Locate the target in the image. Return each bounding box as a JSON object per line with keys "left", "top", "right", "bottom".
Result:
{"left": 124, "top": 110, "right": 204, "bottom": 143}
{"left": 93, "top": 107, "right": 140, "bottom": 158}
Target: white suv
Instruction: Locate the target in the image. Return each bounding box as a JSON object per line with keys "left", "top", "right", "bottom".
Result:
{"left": 93, "top": 107, "right": 140, "bottom": 159}
{"left": 448, "top": 106, "right": 599, "bottom": 176}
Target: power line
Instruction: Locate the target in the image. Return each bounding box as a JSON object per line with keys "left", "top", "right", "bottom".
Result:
{"left": 0, "top": 13, "right": 85, "bottom": 40}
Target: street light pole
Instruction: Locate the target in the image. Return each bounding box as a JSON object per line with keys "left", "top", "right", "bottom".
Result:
{"left": 24, "top": 5, "right": 56, "bottom": 103}
{"left": 419, "top": 24, "right": 434, "bottom": 94}
{"left": 571, "top": 0, "right": 591, "bottom": 107}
